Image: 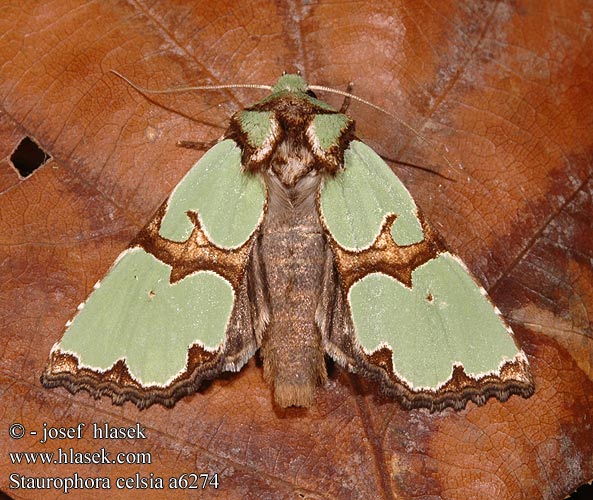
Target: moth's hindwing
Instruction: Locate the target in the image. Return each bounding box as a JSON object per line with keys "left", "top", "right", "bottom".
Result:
{"left": 42, "top": 139, "right": 266, "bottom": 408}
{"left": 320, "top": 140, "right": 533, "bottom": 410}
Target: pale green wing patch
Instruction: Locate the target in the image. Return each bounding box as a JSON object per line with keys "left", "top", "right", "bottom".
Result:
{"left": 320, "top": 140, "right": 424, "bottom": 249}
{"left": 159, "top": 139, "right": 265, "bottom": 248}
{"left": 349, "top": 252, "right": 521, "bottom": 389}
{"left": 57, "top": 248, "right": 234, "bottom": 386}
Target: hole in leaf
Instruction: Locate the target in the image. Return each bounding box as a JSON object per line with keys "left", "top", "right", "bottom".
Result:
{"left": 10, "top": 137, "right": 50, "bottom": 177}
{"left": 567, "top": 482, "right": 593, "bottom": 499}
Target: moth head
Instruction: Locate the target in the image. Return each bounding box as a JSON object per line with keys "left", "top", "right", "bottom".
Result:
{"left": 272, "top": 74, "right": 309, "bottom": 95}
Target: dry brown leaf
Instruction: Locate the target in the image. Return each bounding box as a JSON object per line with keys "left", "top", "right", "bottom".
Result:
{"left": 1, "top": 1, "right": 592, "bottom": 499}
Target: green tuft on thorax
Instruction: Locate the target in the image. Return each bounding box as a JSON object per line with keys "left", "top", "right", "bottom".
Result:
{"left": 265, "top": 73, "right": 335, "bottom": 111}
{"left": 272, "top": 74, "right": 309, "bottom": 94}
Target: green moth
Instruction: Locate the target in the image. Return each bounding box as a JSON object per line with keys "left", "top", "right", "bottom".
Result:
{"left": 42, "top": 74, "right": 534, "bottom": 410}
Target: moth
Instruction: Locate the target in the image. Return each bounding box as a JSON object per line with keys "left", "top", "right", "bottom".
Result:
{"left": 42, "top": 73, "right": 534, "bottom": 410}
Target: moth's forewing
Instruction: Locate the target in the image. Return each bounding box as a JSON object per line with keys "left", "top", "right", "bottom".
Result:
{"left": 42, "top": 140, "right": 266, "bottom": 407}
{"left": 319, "top": 141, "right": 533, "bottom": 410}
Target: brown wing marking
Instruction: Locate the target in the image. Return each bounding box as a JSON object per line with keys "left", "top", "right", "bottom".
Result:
{"left": 132, "top": 203, "right": 252, "bottom": 289}
{"left": 326, "top": 212, "right": 445, "bottom": 293}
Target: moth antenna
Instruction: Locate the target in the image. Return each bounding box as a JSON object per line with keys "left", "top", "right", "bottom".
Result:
{"left": 382, "top": 157, "right": 457, "bottom": 182}
{"left": 309, "top": 84, "right": 460, "bottom": 174}
{"left": 110, "top": 70, "right": 273, "bottom": 94}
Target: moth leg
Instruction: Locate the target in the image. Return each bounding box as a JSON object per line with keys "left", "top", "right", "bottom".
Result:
{"left": 176, "top": 139, "right": 219, "bottom": 150}
{"left": 338, "top": 82, "right": 354, "bottom": 114}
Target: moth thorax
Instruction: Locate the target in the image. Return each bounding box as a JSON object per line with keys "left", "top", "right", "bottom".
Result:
{"left": 270, "top": 135, "right": 317, "bottom": 187}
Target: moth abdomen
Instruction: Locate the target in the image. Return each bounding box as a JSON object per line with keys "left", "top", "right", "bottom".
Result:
{"left": 257, "top": 163, "right": 330, "bottom": 407}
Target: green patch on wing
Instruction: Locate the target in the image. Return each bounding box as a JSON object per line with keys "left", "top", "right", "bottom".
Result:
{"left": 159, "top": 139, "right": 265, "bottom": 248}
{"left": 320, "top": 140, "right": 423, "bottom": 249}
{"left": 59, "top": 249, "right": 234, "bottom": 386}
{"left": 349, "top": 252, "right": 520, "bottom": 389}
